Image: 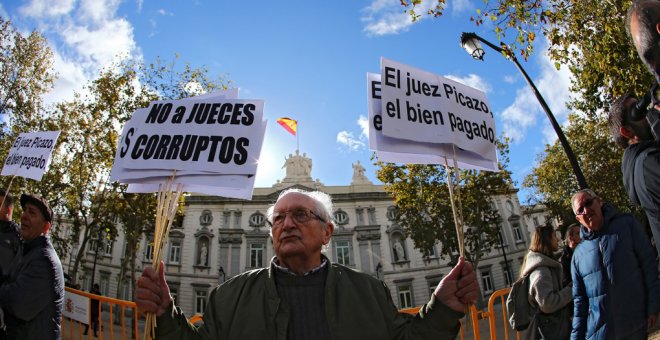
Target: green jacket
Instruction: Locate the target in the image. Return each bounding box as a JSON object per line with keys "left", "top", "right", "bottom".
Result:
{"left": 156, "top": 261, "right": 463, "bottom": 340}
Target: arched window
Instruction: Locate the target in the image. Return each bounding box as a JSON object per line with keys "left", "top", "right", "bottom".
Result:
{"left": 333, "top": 209, "right": 349, "bottom": 225}
{"left": 249, "top": 211, "right": 266, "bottom": 228}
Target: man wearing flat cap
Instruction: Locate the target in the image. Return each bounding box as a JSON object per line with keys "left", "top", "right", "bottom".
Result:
{"left": 0, "top": 194, "right": 64, "bottom": 339}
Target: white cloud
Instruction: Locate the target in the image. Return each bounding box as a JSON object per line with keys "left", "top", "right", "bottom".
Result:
{"left": 19, "top": 0, "right": 75, "bottom": 18}
{"left": 14, "top": 0, "right": 140, "bottom": 106}
{"left": 79, "top": 0, "right": 122, "bottom": 22}
{"left": 337, "top": 131, "right": 366, "bottom": 151}
{"left": 361, "top": 0, "right": 434, "bottom": 36}
{"left": 62, "top": 19, "right": 135, "bottom": 67}
{"left": 499, "top": 40, "right": 573, "bottom": 144}
{"left": 157, "top": 8, "right": 173, "bottom": 16}
{"left": 364, "top": 0, "right": 392, "bottom": 12}
{"left": 42, "top": 51, "right": 88, "bottom": 105}
{"left": 358, "top": 115, "right": 369, "bottom": 138}
{"left": 336, "top": 116, "right": 370, "bottom": 151}
{"left": 450, "top": 0, "right": 472, "bottom": 15}
{"left": 445, "top": 74, "right": 492, "bottom": 93}
{"left": 503, "top": 75, "right": 517, "bottom": 84}
{"left": 500, "top": 86, "right": 539, "bottom": 142}
{"left": 361, "top": 0, "right": 469, "bottom": 35}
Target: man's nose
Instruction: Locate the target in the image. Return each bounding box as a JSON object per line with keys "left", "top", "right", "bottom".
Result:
{"left": 281, "top": 213, "right": 297, "bottom": 229}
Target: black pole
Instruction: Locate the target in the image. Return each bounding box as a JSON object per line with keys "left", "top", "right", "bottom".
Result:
{"left": 90, "top": 228, "right": 103, "bottom": 288}
{"left": 461, "top": 32, "right": 588, "bottom": 190}
{"left": 498, "top": 225, "right": 513, "bottom": 286}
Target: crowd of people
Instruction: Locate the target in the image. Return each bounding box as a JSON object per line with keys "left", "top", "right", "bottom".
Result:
{"left": 133, "top": 2, "right": 660, "bottom": 340}
{"left": 3, "top": 1, "right": 660, "bottom": 340}
{"left": 514, "top": 3, "right": 660, "bottom": 340}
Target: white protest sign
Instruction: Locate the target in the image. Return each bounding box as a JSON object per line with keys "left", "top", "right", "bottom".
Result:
{"left": 111, "top": 99, "right": 264, "bottom": 174}
{"left": 63, "top": 289, "right": 90, "bottom": 325}
{"left": 127, "top": 174, "right": 256, "bottom": 200}
{"left": 379, "top": 58, "right": 497, "bottom": 163}
{"left": 1, "top": 131, "right": 60, "bottom": 181}
{"left": 368, "top": 73, "right": 498, "bottom": 171}
{"left": 110, "top": 117, "right": 267, "bottom": 182}
{"left": 121, "top": 174, "right": 252, "bottom": 188}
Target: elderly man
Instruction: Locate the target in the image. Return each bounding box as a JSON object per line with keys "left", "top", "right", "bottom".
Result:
{"left": 136, "top": 188, "right": 479, "bottom": 339}
{"left": 570, "top": 189, "right": 660, "bottom": 340}
{"left": 0, "top": 194, "right": 64, "bottom": 339}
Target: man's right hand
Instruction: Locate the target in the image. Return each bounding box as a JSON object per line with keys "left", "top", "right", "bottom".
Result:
{"left": 135, "top": 261, "right": 172, "bottom": 317}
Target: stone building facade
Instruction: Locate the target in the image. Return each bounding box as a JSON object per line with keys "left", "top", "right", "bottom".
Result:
{"left": 66, "top": 152, "right": 554, "bottom": 317}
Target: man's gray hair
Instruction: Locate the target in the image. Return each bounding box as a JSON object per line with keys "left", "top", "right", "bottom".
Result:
{"left": 267, "top": 188, "right": 336, "bottom": 228}
{"left": 570, "top": 188, "right": 599, "bottom": 214}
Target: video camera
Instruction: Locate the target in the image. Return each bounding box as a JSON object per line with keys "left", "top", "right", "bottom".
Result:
{"left": 630, "top": 83, "right": 660, "bottom": 141}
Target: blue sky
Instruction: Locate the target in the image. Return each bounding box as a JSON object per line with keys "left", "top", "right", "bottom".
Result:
{"left": 1, "top": 1, "right": 575, "bottom": 201}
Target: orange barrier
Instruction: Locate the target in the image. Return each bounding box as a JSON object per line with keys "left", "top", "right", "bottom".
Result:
{"left": 398, "top": 288, "right": 520, "bottom": 340}
{"left": 188, "top": 314, "right": 203, "bottom": 325}
{"left": 62, "top": 287, "right": 139, "bottom": 340}
{"left": 485, "top": 287, "right": 520, "bottom": 340}
{"left": 61, "top": 287, "right": 518, "bottom": 340}
{"left": 381, "top": 304, "right": 483, "bottom": 340}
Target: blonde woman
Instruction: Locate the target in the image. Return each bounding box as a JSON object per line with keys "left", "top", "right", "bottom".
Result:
{"left": 519, "top": 225, "right": 573, "bottom": 340}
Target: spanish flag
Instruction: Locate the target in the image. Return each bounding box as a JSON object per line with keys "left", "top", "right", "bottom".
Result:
{"left": 277, "top": 117, "right": 297, "bottom": 136}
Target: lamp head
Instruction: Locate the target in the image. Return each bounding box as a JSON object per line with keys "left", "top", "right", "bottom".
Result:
{"left": 461, "top": 32, "right": 485, "bottom": 60}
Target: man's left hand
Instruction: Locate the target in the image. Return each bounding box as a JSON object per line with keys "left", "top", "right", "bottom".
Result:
{"left": 433, "top": 257, "right": 478, "bottom": 313}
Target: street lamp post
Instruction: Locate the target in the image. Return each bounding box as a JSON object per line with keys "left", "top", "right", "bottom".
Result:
{"left": 497, "top": 224, "right": 513, "bottom": 286}
{"left": 90, "top": 227, "right": 103, "bottom": 288}
{"left": 460, "top": 32, "right": 588, "bottom": 190}
{"left": 218, "top": 266, "right": 226, "bottom": 284}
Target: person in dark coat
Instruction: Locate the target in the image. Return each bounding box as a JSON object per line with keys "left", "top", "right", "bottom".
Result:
{"left": 0, "top": 194, "right": 64, "bottom": 340}
{"left": 558, "top": 223, "right": 580, "bottom": 288}
{"left": 0, "top": 190, "right": 19, "bottom": 340}
{"left": 0, "top": 189, "right": 19, "bottom": 278}
{"left": 608, "top": 93, "right": 660, "bottom": 256}
{"left": 84, "top": 283, "right": 101, "bottom": 336}
{"left": 558, "top": 223, "right": 580, "bottom": 320}
{"left": 570, "top": 189, "right": 660, "bottom": 339}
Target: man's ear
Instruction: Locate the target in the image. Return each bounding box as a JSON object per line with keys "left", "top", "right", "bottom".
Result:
{"left": 42, "top": 221, "right": 52, "bottom": 235}
{"left": 656, "top": 22, "right": 660, "bottom": 34}
{"left": 620, "top": 126, "right": 636, "bottom": 140}
{"left": 322, "top": 222, "right": 334, "bottom": 245}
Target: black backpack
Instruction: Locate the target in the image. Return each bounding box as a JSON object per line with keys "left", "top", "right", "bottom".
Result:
{"left": 505, "top": 273, "right": 535, "bottom": 331}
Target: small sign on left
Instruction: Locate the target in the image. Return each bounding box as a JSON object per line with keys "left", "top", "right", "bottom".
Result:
{"left": 1, "top": 131, "right": 60, "bottom": 181}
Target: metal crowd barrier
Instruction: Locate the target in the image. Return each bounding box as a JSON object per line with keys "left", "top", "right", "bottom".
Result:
{"left": 62, "top": 286, "right": 517, "bottom": 340}
{"left": 400, "top": 287, "right": 518, "bottom": 340}
{"left": 62, "top": 287, "right": 139, "bottom": 340}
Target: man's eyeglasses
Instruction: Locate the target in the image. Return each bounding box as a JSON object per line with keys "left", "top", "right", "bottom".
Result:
{"left": 575, "top": 198, "right": 597, "bottom": 216}
{"left": 268, "top": 209, "right": 325, "bottom": 228}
